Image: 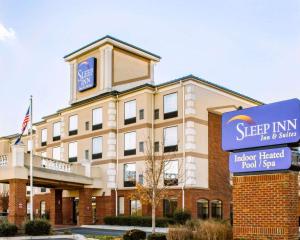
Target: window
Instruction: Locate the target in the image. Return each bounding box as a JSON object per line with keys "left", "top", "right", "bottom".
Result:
{"left": 138, "top": 174, "right": 143, "bottom": 184}
{"left": 41, "top": 187, "right": 46, "bottom": 193}
{"left": 124, "top": 132, "right": 136, "bottom": 156}
{"left": 154, "top": 109, "right": 159, "bottom": 120}
{"left": 163, "top": 126, "right": 178, "bottom": 152}
{"left": 27, "top": 140, "right": 32, "bottom": 153}
{"left": 164, "top": 93, "right": 178, "bottom": 119}
{"left": 118, "top": 197, "right": 125, "bottom": 215}
{"left": 41, "top": 129, "right": 47, "bottom": 146}
{"left": 40, "top": 201, "right": 46, "bottom": 218}
{"left": 163, "top": 198, "right": 177, "bottom": 217}
{"left": 139, "top": 109, "right": 144, "bottom": 120}
{"left": 124, "top": 163, "right": 136, "bottom": 187}
{"left": 52, "top": 146, "right": 61, "bottom": 160}
{"left": 124, "top": 100, "right": 136, "bottom": 125}
{"left": 164, "top": 160, "right": 179, "bottom": 186}
{"left": 154, "top": 141, "right": 159, "bottom": 152}
{"left": 92, "top": 108, "right": 103, "bottom": 130}
{"left": 197, "top": 199, "right": 209, "bottom": 219}
{"left": 130, "top": 200, "right": 142, "bottom": 216}
{"left": 53, "top": 122, "right": 61, "bottom": 141}
{"left": 85, "top": 121, "right": 89, "bottom": 131}
{"left": 68, "top": 142, "right": 77, "bottom": 162}
{"left": 92, "top": 137, "right": 103, "bottom": 159}
{"left": 69, "top": 115, "right": 78, "bottom": 136}
{"left": 211, "top": 200, "right": 222, "bottom": 219}
{"left": 139, "top": 142, "right": 144, "bottom": 153}
{"left": 85, "top": 149, "right": 89, "bottom": 160}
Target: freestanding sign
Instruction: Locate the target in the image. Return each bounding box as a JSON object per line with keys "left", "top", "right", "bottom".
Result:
{"left": 77, "top": 57, "right": 97, "bottom": 92}
{"left": 229, "top": 147, "right": 292, "bottom": 173}
{"left": 222, "top": 99, "right": 300, "bottom": 240}
{"left": 222, "top": 98, "right": 300, "bottom": 151}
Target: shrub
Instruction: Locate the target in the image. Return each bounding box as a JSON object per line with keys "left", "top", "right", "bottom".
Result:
{"left": 168, "top": 220, "right": 232, "bottom": 240}
{"left": 24, "top": 218, "right": 51, "bottom": 236}
{"left": 173, "top": 209, "right": 191, "bottom": 225}
{"left": 123, "top": 229, "right": 146, "bottom": 240}
{"left": 147, "top": 233, "right": 167, "bottom": 240}
{"left": 103, "top": 216, "right": 173, "bottom": 227}
{"left": 0, "top": 221, "right": 18, "bottom": 237}
{"left": 168, "top": 227, "right": 193, "bottom": 240}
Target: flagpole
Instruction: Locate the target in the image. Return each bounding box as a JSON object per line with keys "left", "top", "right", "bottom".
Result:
{"left": 30, "top": 95, "right": 33, "bottom": 221}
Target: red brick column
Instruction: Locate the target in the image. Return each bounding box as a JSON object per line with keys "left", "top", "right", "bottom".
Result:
{"left": 233, "top": 172, "right": 298, "bottom": 240}
{"left": 78, "top": 188, "right": 93, "bottom": 225}
{"left": 50, "top": 189, "right": 63, "bottom": 225}
{"left": 62, "top": 197, "right": 74, "bottom": 225}
{"left": 8, "top": 179, "right": 27, "bottom": 226}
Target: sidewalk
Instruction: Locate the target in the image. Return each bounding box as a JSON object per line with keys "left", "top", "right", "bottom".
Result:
{"left": 81, "top": 225, "right": 168, "bottom": 233}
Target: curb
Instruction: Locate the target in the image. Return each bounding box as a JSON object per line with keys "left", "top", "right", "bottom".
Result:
{"left": 0, "top": 234, "right": 85, "bottom": 240}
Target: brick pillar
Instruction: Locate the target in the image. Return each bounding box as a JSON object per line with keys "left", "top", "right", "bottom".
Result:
{"left": 233, "top": 172, "right": 298, "bottom": 240}
{"left": 78, "top": 188, "right": 93, "bottom": 225}
{"left": 8, "top": 179, "right": 27, "bottom": 226}
{"left": 50, "top": 189, "right": 63, "bottom": 225}
{"left": 62, "top": 197, "right": 74, "bottom": 225}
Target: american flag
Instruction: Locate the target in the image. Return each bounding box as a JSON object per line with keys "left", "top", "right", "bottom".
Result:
{"left": 15, "top": 106, "right": 31, "bottom": 145}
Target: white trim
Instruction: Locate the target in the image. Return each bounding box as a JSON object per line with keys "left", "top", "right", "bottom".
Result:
{"left": 64, "top": 37, "right": 160, "bottom": 62}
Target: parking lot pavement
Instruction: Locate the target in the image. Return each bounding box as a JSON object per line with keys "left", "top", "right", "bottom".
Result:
{"left": 55, "top": 227, "right": 125, "bottom": 237}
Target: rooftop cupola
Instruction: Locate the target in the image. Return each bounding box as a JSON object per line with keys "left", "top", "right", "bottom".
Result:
{"left": 64, "top": 35, "right": 161, "bottom": 104}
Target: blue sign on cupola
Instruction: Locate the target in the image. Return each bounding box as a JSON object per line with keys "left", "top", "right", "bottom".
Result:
{"left": 77, "top": 57, "right": 97, "bottom": 92}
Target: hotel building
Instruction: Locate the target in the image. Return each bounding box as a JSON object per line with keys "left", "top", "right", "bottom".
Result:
{"left": 0, "top": 36, "right": 261, "bottom": 226}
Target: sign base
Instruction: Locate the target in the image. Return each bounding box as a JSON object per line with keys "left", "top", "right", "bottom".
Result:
{"left": 233, "top": 171, "right": 298, "bottom": 240}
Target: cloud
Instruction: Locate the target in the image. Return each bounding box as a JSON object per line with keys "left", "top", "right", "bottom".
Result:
{"left": 0, "top": 23, "right": 16, "bottom": 41}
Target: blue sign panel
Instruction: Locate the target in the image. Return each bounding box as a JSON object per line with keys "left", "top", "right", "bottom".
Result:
{"left": 229, "top": 147, "right": 292, "bottom": 173}
{"left": 77, "top": 57, "right": 97, "bottom": 92}
{"left": 222, "top": 99, "right": 300, "bottom": 151}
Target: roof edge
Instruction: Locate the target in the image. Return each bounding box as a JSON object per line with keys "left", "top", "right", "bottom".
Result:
{"left": 63, "top": 35, "right": 161, "bottom": 61}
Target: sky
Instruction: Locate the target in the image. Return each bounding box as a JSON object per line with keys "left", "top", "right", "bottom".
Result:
{"left": 0, "top": 0, "right": 299, "bottom": 136}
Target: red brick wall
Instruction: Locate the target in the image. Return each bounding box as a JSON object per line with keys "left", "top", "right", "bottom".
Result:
{"left": 96, "top": 190, "right": 116, "bottom": 223}
{"left": 233, "top": 172, "right": 299, "bottom": 240}
{"left": 33, "top": 193, "right": 50, "bottom": 218}
{"left": 8, "top": 179, "right": 27, "bottom": 226}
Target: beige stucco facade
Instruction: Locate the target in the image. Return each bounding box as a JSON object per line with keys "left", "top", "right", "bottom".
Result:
{"left": 0, "top": 36, "right": 261, "bottom": 222}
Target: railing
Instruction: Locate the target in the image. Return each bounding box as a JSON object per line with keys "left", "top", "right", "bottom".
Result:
{"left": 39, "top": 156, "right": 71, "bottom": 173}
{"left": 0, "top": 155, "right": 8, "bottom": 167}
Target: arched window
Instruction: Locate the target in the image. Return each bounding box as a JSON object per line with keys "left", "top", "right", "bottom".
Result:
{"left": 40, "top": 201, "right": 46, "bottom": 218}
{"left": 197, "top": 199, "right": 209, "bottom": 219}
{"left": 211, "top": 200, "right": 222, "bottom": 219}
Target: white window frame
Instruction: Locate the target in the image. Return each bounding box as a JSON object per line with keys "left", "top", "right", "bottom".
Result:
{"left": 53, "top": 122, "right": 61, "bottom": 137}
{"left": 68, "top": 142, "right": 77, "bottom": 159}
{"left": 52, "top": 146, "right": 61, "bottom": 160}
{"left": 124, "top": 100, "right": 136, "bottom": 120}
{"left": 41, "top": 129, "right": 47, "bottom": 143}
{"left": 164, "top": 160, "right": 179, "bottom": 180}
{"left": 69, "top": 115, "right": 78, "bottom": 131}
{"left": 124, "top": 131, "right": 136, "bottom": 151}
{"left": 92, "top": 108, "right": 103, "bottom": 126}
{"left": 163, "top": 93, "right": 178, "bottom": 114}
{"left": 164, "top": 126, "right": 178, "bottom": 147}
{"left": 92, "top": 137, "right": 103, "bottom": 154}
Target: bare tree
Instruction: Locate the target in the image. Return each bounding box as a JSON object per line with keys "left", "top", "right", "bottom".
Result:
{"left": 131, "top": 138, "right": 183, "bottom": 233}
